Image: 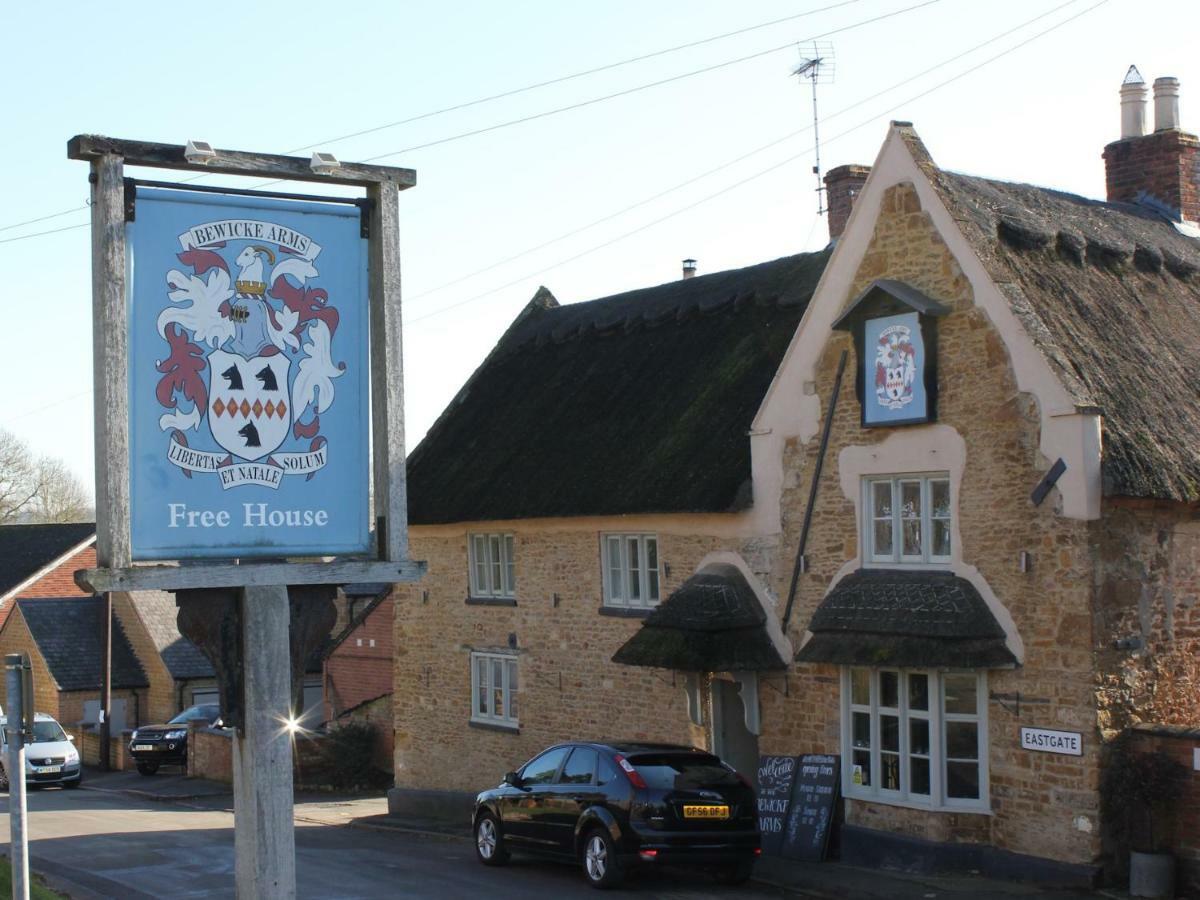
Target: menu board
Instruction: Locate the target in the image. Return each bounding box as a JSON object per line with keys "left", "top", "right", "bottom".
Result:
{"left": 755, "top": 755, "right": 798, "bottom": 856}
{"left": 781, "top": 754, "right": 839, "bottom": 862}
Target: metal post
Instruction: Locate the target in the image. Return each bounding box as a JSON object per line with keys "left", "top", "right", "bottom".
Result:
{"left": 5, "top": 654, "right": 30, "bottom": 900}
{"left": 99, "top": 592, "right": 112, "bottom": 771}
{"left": 232, "top": 585, "right": 296, "bottom": 899}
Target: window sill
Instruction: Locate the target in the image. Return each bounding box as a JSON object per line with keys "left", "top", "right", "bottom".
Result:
{"left": 844, "top": 791, "right": 992, "bottom": 815}
{"left": 598, "top": 605, "right": 653, "bottom": 619}
{"left": 469, "top": 719, "right": 520, "bottom": 734}
{"left": 465, "top": 596, "right": 518, "bottom": 607}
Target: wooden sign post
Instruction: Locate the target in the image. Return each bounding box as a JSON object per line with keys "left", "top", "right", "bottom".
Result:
{"left": 68, "top": 136, "right": 425, "bottom": 899}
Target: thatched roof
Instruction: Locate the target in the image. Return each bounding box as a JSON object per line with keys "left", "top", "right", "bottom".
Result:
{"left": 897, "top": 122, "right": 1200, "bottom": 501}
{"left": 612, "top": 562, "right": 788, "bottom": 672}
{"left": 406, "top": 251, "right": 829, "bottom": 524}
{"left": 796, "top": 569, "right": 1017, "bottom": 669}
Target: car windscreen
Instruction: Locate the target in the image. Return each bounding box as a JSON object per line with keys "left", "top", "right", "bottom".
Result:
{"left": 626, "top": 753, "right": 740, "bottom": 790}
{"left": 169, "top": 704, "right": 220, "bottom": 725}
{"left": 30, "top": 721, "right": 66, "bottom": 744}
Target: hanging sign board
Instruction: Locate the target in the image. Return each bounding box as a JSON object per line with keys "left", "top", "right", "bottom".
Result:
{"left": 863, "top": 311, "right": 930, "bottom": 426}
{"left": 128, "top": 187, "right": 369, "bottom": 560}
{"left": 781, "top": 753, "right": 839, "bottom": 862}
{"left": 756, "top": 755, "right": 798, "bottom": 856}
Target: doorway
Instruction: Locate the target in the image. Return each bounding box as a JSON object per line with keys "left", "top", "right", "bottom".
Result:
{"left": 711, "top": 677, "right": 759, "bottom": 788}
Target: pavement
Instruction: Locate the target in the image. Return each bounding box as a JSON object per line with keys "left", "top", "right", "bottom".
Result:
{"left": 0, "top": 768, "right": 1125, "bottom": 899}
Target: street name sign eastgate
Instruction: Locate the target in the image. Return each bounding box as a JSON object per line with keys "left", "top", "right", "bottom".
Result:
{"left": 128, "top": 187, "right": 369, "bottom": 559}
{"left": 1020, "top": 726, "right": 1083, "bottom": 756}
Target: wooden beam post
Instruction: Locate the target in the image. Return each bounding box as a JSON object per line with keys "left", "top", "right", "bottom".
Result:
{"left": 89, "top": 154, "right": 131, "bottom": 568}
{"left": 233, "top": 584, "right": 296, "bottom": 899}
{"left": 368, "top": 181, "right": 409, "bottom": 563}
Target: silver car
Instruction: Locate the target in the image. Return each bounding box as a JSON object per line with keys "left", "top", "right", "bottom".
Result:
{"left": 0, "top": 713, "right": 82, "bottom": 788}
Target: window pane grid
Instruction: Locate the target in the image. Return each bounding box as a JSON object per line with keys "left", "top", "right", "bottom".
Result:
{"left": 865, "top": 475, "right": 952, "bottom": 565}
{"left": 471, "top": 652, "right": 518, "bottom": 726}
{"left": 843, "top": 668, "right": 984, "bottom": 810}
{"left": 602, "top": 534, "right": 660, "bottom": 608}
{"left": 469, "top": 533, "right": 516, "bottom": 598}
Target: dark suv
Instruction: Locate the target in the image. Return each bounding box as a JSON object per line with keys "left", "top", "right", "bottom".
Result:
{"left": 129, "top": 703, "right": 222, "bottom": 775}
{"left": 473, "top": 741, "right": 759, "bottom": 889}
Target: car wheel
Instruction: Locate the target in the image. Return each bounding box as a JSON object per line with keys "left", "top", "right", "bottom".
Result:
{"left": 136, "top": 762, "right": 159, "bottom": 776}
{"left": 581, "top": 828, "right": 623, "bottom": 889}
{"left": 474, "top": 812, "right": 509, "bottom": 866}
{"left": 713, "top": 860, "right": 754, "bottom": 885}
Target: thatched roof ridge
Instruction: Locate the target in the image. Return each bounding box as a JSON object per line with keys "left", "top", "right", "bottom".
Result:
{"left": 926, "top": 161, "right": 1200, "bottom": 502}
{"left": 407, "top": 250, "right": 830, "bottom": 524}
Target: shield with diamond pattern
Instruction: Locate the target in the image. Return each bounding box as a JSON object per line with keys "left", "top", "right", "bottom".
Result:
{"left": 206, "top": 349, "right": 291, "bottom": 461}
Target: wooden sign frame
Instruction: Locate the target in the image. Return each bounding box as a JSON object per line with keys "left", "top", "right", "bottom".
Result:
{"left": 67, "top": 135, "right": 425, "bottom": 593}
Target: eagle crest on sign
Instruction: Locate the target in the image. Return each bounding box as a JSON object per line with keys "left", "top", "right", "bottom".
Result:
{"left": 154, "top": 221, "right": 344, "bottom": 488}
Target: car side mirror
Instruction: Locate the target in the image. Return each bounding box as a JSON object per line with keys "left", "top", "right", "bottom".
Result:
{"left": 67, "top": 735, "right": 75, "bottom": 742}
{"left": 503, "top": 771, "right": 523, "bottom": 788}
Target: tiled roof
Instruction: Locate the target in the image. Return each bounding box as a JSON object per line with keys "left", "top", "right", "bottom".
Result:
{"left": 0, "top": 523, "right": 94, "bottom": 599}
{"left": 128, "top": 591, "right": 214, "bottom": 681}
{"left": 18, "top": 596, "right": 148, "bottom": 691}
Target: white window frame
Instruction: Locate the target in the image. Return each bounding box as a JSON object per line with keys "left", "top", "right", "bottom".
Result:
{"left": 863, "top": 474, "right": 952, "bottom": 567}
{"left": 468, "top": 533, "right": 516, "bottom": 599}
{"left": 470, "top": 651, "right": 519, "bottom": 728}
{"left": 600, "top": 533, "right": 660, "bottom": 609}
{"left": 840, "top": 667, "right": 989, "bottom": 813}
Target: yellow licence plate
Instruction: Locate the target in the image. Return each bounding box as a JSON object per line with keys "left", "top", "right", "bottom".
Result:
{"left": 683, "top": 804, "right": 730, "bottom": 820}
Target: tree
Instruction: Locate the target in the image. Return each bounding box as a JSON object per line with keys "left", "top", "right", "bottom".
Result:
{"left": 0, "top": 429, "right": 91, "bottom": 525}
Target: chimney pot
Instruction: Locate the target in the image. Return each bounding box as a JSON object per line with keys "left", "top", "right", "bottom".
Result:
{"left": 823, "top": 165, "right": 871, "bottom": 243}
{"left": 682, "top": 258, "right": 697, "bottom": 279}
{"left": 1120, "top": 65, "right": 1148, "bottom": 138}
{"left": 1153, "top": 76, "right": 1180, "bottom": 131}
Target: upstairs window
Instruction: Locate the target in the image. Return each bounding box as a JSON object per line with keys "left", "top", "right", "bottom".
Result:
{"left": 602, "top": 534, "right": 660, "bottom": 608}
{"left": 865, "top": 474, "right": 951, "bottom": 565}
{"left": 469, "top": 533, "right": 515, "bottom": 599}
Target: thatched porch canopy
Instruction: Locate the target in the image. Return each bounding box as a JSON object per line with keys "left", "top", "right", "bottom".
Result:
{"left": 795, "top": 569, "right": 1018, "bottom": 669}
{"left": 612, "top": 563, "right": 788, "bottom": 672}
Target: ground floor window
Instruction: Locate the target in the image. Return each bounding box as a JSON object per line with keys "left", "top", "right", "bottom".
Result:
{"left": 470, "top": 651, "right": 518, "bottom": 728}
{"left": 842, "top": 667, "right": 987, "bottom": 811}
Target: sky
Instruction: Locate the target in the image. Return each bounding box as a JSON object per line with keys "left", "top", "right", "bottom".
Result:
{"left": 2, "top": 0, "right": 1198, "bottom": 493}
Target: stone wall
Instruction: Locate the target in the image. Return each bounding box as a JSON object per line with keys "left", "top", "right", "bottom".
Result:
{"left": 1094, "top": 502, "right": 1200, "bottom": 735}
{"left": 393, "top": 525, "right": 718, "bottom": 792}
{"left": 1127, "top": 725, "right": 1200, "bottom": 895}
{"left": 771, "top": 182, "right": 1101, "bottom": 867}
{"left": 0, "top": 610, "right": 60, "bottom": 719}
{"left": 112, "top": 592, "right": 178, "bottom": 725}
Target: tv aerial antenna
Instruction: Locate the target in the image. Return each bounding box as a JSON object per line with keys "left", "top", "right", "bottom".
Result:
{"left": 792, "top": 42, "right": 835, "bottom": 216}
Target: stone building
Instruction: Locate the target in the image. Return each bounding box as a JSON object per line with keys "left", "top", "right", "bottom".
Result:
{"left": 392, "top": 70, "right": 1200, "bottom": 887}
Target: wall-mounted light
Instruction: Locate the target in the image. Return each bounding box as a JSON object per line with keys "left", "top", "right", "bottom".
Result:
{"left": 184, "top": 140, "right": 216, "bottom": 164}
{"left": 310, "top": 151, "right": 341, "bottom": 174}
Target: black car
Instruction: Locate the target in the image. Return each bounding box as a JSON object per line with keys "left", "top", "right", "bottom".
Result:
{"left": 473, "top": 741, "right": 759, "bottom": 889}
{"left": 128, "top": 703, "right": 222, "bottom": 775}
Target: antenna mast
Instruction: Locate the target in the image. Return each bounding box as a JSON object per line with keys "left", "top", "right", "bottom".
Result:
{"left": 793, "top": 42, "right": 835, "bottom": 216}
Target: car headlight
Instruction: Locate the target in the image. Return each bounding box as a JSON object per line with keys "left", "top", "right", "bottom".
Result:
{"left": 165, "top": 729, "right": 188, "bottom": 740}
{"left": 65, "top": 747, "right": 79, "bottom": 761}
{"left": 131, "top": 730, "right": 140, "bottom": 741}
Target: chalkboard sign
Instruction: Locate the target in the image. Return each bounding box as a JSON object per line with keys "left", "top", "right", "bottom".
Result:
{"left": 781, "top": 754, "right": 839, "bottom": 862}
{"left": 755, "top": 755, "right": 798, "bottom": 856}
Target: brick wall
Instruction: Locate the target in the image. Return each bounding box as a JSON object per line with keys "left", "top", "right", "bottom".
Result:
{"left": 393, "top": 526, "right": 718, "bottom": 792}
{"left": 772, "top": 182, "right": 1101, "bottom": 867}
{"left": 1129, "top": 726, "right": 1200, "bottom": 895}
{"left": 1103, "top": 130, "right": 1200, "bottom": 223}
{"left": 112, "top": 592, "right": 178, "bottom": 725}
{"left": 824, "top": 165, "right": 872, "bottom": 242}
{"left": 325, "top": 597, "right": 393, "bottom": 721}
{"left": 57, "top": 689, "right": 144, "bottom": 730}
{"left": 188, "top": 722, "right": 233, "bottom": 783}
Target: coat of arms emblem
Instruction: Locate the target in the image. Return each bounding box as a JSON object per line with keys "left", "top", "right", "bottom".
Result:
{"left": 155, "top": 219, "right": 343, "bottom": 489}
{"left": 874, "top": 323, "right": 917, "bottom": 411}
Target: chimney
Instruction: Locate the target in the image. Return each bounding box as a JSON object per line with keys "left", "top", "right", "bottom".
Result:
{"left": 823, "top": 165, "right": 871, "bottom": 242}
{"left": 1120, "top": 65, "right": 1147, "bottom": 138}
{"left": 682, "top": 258, "right": 697, "bottom": 279}
{"left": 1103, "top": 67, "right": 1200, "bottom": 224}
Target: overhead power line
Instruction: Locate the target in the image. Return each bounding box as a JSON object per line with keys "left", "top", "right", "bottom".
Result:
{"left": 406, "top": 0, "right": 1087, "bottom": 305}
{"left": 406, "top": 0, "right": 1109, "bottom": 327}
{"left": 0, "top": 0, "right": 867, "bottom": 237}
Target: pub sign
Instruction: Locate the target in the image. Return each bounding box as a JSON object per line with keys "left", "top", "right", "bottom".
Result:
{"left": 128, "top": 187, "right": 369, "bottom": 559}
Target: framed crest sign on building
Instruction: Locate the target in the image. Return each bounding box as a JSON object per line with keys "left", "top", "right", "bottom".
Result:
{"left": 831, "top": 279, "right": 949, "bottom": 429}
{"left": 128, "top": 186, "right": 369, "bottom": 559}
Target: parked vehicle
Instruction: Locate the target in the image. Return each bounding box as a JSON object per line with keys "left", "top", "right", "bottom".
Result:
{"left": 128, "top": 703, "right": 223, "bottom": 775}
{"left": 473, "top": 741, "right": 759, "bottom": 889}
{"left": 0, "top": 713, "right": 82, "bottom": 789}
